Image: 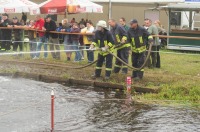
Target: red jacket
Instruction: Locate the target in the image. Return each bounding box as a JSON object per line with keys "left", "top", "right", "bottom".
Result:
{"left": 34, "top": 18, "right": 45, "bottom": 37}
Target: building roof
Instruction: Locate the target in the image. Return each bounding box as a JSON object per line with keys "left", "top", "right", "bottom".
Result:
{"left": 160, "top": 3, "right": 200, "bottom": 11}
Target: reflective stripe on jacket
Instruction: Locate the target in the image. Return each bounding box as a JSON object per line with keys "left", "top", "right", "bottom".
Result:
{"left": 127, "top": 25, "right": 152, "bottom": 53}
{"left": 110, "top": 24, "right": 131, "bottom": 50}
{"left": 92, "top": 30, "right": 115, "bottom": 56}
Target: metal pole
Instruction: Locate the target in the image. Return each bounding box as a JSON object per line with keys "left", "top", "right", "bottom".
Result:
{"left": 108, "top": 0, "right": 112, "bottom": 30}
{"left": 189, "top": 11, "right": 193, "bottom": 30}
{"left": 51, "top": 89, "right": 55, "bottom": 132}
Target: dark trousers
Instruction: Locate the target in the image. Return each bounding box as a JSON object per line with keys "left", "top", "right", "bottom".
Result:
{"left": 13, "top": 38, "right": 23, "bottom": 51}
{"left": 132, "top": 52, "right": 146, "bottom": 79}
{"left": 147, "top": 45, "right": 157, "bottom": 68}
{"left": 86, "top": 45, "right": 94, "bottom": 62}
{"left": 49, "top": 37, "right": 60, "bottom": 59}
{"left": 1, "top": 35, "right": 11, "bottom": 50}
{"left": 95, "top": 53, "right": 113, "bottom": 77}
{"left": 113, "top": 47, "right": 129, "bottom": 74}
{"left": 156, "top": 45, "right": 161, "bottom": 68}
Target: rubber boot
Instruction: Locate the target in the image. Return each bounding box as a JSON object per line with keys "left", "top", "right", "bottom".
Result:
{"left": 132, "top": 71, "right": 138, "bottom": 78}
{"left": 95, "top": 69, "right": 102, "bottom": 77}
{"left": 138, "top": 71, "right": 144, "bottom": 79}
{"left": 105, "top": 70, "right": 111, "bottom": 78}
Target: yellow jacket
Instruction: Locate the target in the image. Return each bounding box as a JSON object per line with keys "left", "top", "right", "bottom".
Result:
{"left": 81, "top": 27, "right": 94, "bottom": 45}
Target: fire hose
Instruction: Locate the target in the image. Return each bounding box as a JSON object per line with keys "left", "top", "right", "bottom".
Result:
{"left": 69, "top": 42, "right": 153, "bottom": 70}
{"left": 0, "top": 43, "right": 152, "bottom": 70}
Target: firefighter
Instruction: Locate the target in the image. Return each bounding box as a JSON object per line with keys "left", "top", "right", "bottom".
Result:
{"left": 108, "top": 19, "right": 130, "bottom": 74}
{"left": 127, "top": 19, "right": 153, "bottom": 80}
{"left": 0, "top": 13, "right": 12, "bottom": 51}
{"left": 90, "top": 20, "right": 115, "bottom": 80}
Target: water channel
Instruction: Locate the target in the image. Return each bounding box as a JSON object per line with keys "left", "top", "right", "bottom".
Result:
{"left": 0, "top": 76, "right": 199, "bottom": 132}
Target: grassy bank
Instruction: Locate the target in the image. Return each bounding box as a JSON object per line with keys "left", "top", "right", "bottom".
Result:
{"left": 134, "top": 51, "right": 200, "bottom": 106}
{"left": 0, "top": 47, "right": 199, "bottom": 105}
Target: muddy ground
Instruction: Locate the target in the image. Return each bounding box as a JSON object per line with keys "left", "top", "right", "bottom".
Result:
{"left": 0, "top": 57, "right": 160, "bottom": 93}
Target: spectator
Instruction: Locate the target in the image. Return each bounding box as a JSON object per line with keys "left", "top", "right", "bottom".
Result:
{"left": 71, "top": 18, "right": 75, "bottom": 24}
{"left": 26, "top": 20, "right": 37, "bottom": 58}
{"left": 85, "top": 19, "right": 89, "bottom": 24}
{"left": 59, "top": 19, "right": 72, "bottom": 61}
{"left": 57, "top": 23, "right": 63, "bottom": 44}
{"left": 8, "top": 17, "right": 23, "bottom": 54}
{"left": 43, "top": 15, "right": 60, "bottom": 60}
{"left": 21, "top": 12, "right": 27, "bottom": 25}
{"left": 70, "top": 22, "right": 81, "bottom": 62}
{"left": 154, "top": 20, "right": 165, "bottom": 33}
{"left": 81, "top": 21, "right": 95, "bottom": 63}
{"left": 79, "top": 23, "right": 85, "bottom": 60}
{"left": 144, "top": 18, "right": 160, "bottom": 68}
{"left": 33, "top": 15, "right": 46, "bottom": 59}
{"left": 119, "top": 17, "right": 129, "bottom": 31}
{"left": 0, "top": 13, "right": 12, "bottom": 51}
{"left": 154, "top": 20, "right": 166, "bottom": 68}
{"left": 79, "top": 18, "right": 86, "bottom": 25}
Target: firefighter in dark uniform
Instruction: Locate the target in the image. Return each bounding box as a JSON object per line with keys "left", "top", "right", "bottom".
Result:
{"left": 108, "top": 19, "right": 130, "bottom": 74}
{"left": 0, "top": 13, "right": 12, "bottom": 51}
{"left": 127, "top": 19, "right": 153, "bottom": 80}
{"left": 90, "top": 20, "right": 115, "bottom": 80}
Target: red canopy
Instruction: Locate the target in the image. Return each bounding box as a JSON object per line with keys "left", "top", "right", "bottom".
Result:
{"left": 30, "top": 0, "right": 103, "bottom": 15}
{"left": 40, "top": 0, "right": 67, "bottom": 14}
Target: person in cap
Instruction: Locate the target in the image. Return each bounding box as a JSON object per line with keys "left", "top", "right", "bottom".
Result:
{"left": 43, "top": 15, "right": 60, "bottom": 60}
{"left": 90, "top": 20, "right": 115, "bottom": 80}
{"left": 0, "top": 13, "right": 12, "bottom": 51}
{"left": 8, "top": 16, "right": 23, "bottom": 53}
{"left": 127, "top": 19, "right": 153, "bottom": 80}
{"left": 108, "top": 19, "right": 131, "bottom": 74}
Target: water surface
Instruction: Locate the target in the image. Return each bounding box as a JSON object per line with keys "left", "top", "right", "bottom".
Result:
{"left": 0, "top": 76, "right": 199, "bottom": 132}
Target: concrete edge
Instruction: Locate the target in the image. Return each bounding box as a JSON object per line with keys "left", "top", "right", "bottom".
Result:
{"left": 0, "top": 72, "right": 158, "bottom": 94}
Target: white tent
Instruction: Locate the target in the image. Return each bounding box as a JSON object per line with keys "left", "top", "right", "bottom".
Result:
{"left": 67, "top": 0, "right": 103, "bottom": 13}
{"left": 0, "top": 0, "right": 38, "bottom": 13}
{"left": 91, "top": 0, "right": 184, "bottom": 3}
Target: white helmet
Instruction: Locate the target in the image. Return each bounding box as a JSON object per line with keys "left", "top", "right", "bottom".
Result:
{"left": 96, "top": 20, "right": 107, "bottom": 28}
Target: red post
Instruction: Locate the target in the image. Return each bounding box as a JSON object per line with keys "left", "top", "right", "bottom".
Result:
{"left": 51, "top": 90, "right": 55, "bottom": 132}
{"left": 126, "top": 76, "right": 132, "bottom": 93}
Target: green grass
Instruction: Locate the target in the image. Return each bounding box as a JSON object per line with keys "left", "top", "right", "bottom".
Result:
{"left": 1, "top": 45, "right": 200, "bottom": 105}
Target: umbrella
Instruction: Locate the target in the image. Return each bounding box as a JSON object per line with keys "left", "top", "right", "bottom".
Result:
{"left": 0, "top": 0, "right": 38, "bottom": 13}
{"left": 30, "top": 0, "right": 103, "bottom": 15}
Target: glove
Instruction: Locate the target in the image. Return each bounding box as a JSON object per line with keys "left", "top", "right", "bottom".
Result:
{"left": 90, "top": 44, "right": 94, "bottom": 49}
{"left": 105, "top": 45, "right": 109, "bottom": 49}
{"left": 101, "top": 47, "right": 107, "bottom": 52}
{"left": 101, "top": 46, "right": 108, "bottom": 52}
{"left": 121, "top": 38, "right": 126, "bottom": 44}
